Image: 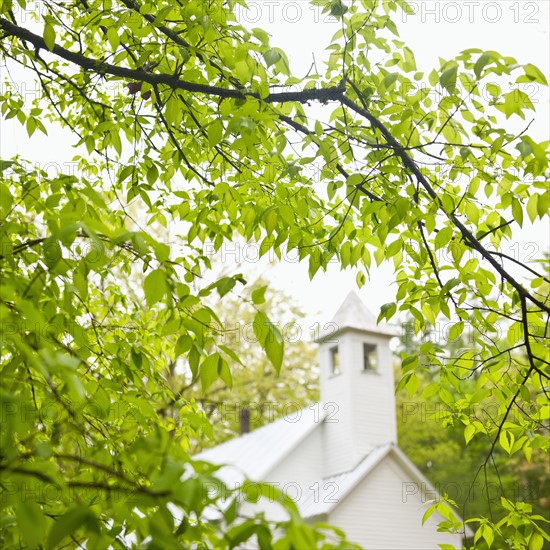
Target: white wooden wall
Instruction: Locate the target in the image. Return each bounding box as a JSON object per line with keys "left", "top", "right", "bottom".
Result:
{"left": 320, "top": 330, "right": 397, "bottom": 477}
{"left": 329, "top": 455, "right": 463, "bottom": 549}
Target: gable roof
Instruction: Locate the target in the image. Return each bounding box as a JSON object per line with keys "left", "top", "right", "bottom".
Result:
{"left": 299, "top": 443, "right": 392, "bottom": 519}
{"left": 194, "top": 407, "right": 325, "bottom": 487}
{"left": 316, "top": 291, "right": 398, "bottom": 341}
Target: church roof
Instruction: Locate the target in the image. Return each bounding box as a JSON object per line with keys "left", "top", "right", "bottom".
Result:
{"left": 194, "top": 407, "right": 326, "bottom": 487}
{"left": 316, "top": 290, "right": 398, "bottom": 341}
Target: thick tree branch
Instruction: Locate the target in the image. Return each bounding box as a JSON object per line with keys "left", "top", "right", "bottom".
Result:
{"left": 0, "top": 17, "right": 344, "bottom": 104}
{"left": 486, "top": 250, "right": 550, "bottom": 284}
{"left": 340, "top": 87, "right": 550, "bottom": 315}
{"left": 2, "top": 18, "right": 545, "bottom": 312}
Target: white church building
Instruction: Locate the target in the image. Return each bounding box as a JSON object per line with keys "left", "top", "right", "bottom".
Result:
{"left": 197, "top": 292, "right": 469, "bottom": 549}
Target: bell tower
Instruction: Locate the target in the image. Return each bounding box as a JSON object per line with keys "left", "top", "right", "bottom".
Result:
{"left": 316, "top": 291, "right": 397, "bottom": 477}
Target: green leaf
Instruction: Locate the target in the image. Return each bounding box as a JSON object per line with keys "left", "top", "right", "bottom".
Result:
{"left": 537, "top": 191, "right": 548, "bottom": 217}
{"left": 146, "top": 163, "right": 159, "bottom": 185}
{"left": 405, "top": 373, "right": 420, "bottom": 397}
{"left": 439, "top": 65, "right": 458, "bottom": 93}
{"left": 422, "top": 503, "right": 437, "bottom": 525}
{"left": 529, "top": 532, "right": 544, "bottom": 550}
{"left": 106, "top": 26, "right": 120, "bottom": 50}
{"left": 507, "top": 322, "right": 522, "bottom": 346}
{"left": 165, "top": 97, "right": 181, "bottom": 125}
{"left": 263, "top": 48, "right": 281, "bottom": 68}
{"left": 386, "top": 239, "right": 402, "bottom": 258}
{"left": 464, "top": 202, "right": 480, "bottom": 224}
{"left": 200, "top": 353, "right": 220, "bottom": 391}
{"left": 217, "top": 276, "right": 236, "bottom": 297}
{"left": 329, "top": 0, "right": 348, "bottom": 18}
{"left": 378, "top": 302, "right": 396, "bottom": 323}
{"left": 511, "top": 198, "right": 523, "bottom": 227}
{"left": 47, "top": 506, "right": 100, "bottom": 550}
{"left": 448, "top": 321, "right": 464, "bottom": 341}
{"left": 314, "top": 120, "right": 323, "bottom": 137}
{"left": 497, "top": 91, "right": 533, "bottom": 119}
{"left": 44, "top": 23, "right": 56, "bottom": 51}
{"left": 251, "top": 27, "right": 269, "bottom": 45}
{"left": 459, "top": 147, "right": 471, "bottom": 161}
{"left": 346, "top": 173, "right": 363, "bottom": 187}
{"left": 254, "top": 311, "right": 284, "bottom": 372}
{"left": 522, "top": 63, "right": 548, "bottom": 85}
{"left": 219, "top": 344, "right": 243, "bottom": 365}
{"left": 144, "top": 269, "right": 167, "bottom": 306}
{"left": 208, "top": 118, "right": 224, "bottom": 147}
{"left": 16, "top": 501, "right": 47, "bottom": 547}
{"left": 253, "top": 311, "right": 269, "bottom": 345}
{"left": 499, "top": 430, "right": 514, "bottom": 454}
{"left": 223, "top": 498, "right": 238, "bottom": 524}
{"left": 340, "top": 241, "right": 351, "bottom": 266}
{"left": 42, "top": 237, "right": 62, "bottom": 269}
{"left": 474, "top": 53, "right": 492, "bottom": 78}
{"left": 384, "top": 73, "right": 398, "bottom": 88}
{"left": 516, "top": 140, "right": 533, "bottom": 158}
{"left": 464, "top": 423, "right": 475, "bottom": 444}
{"left": 482, "top": 524, "right": 494, "bottom": 548}
{"left": 0, "top": 159, "right": 14, "bottom": 172}
{"left": 442, "top": 278, "right": 461, "bottom": 293}
{"left": 152, "top": 459, "right": 185, "bottom": 492}
{"left": 227, "top": 520, "right": 258, "bottom": 548}
{"left": 526, "top": 194, "right": 538, "bottom": 223}
{"left": 175, "top": 335, "right": 193, "bottom": 356}
{"left": 434, "top": 227, "right": 453, "bottom": 249}
{"left": 400, "top": 1, "right": 416, "bottom": 15}
{"left": 251, "top": 285, "right": 267, "bottom": 304}
{"left": 265, "top": 323, "right": 284, "bottom": 372}
{"left": 218, "top": 357, "right": 233, "bottom": 388}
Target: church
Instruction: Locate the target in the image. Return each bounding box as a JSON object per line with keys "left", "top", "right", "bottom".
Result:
{"left": 196, "top": 292, "right": 469, "bottom": 548}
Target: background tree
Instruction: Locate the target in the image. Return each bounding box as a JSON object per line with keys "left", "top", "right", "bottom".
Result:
{"left": 0, "top": 0, "right": 548, "bottom": 548}
{"left": 396, "top": 320, "right": 550, "bottom": 548}
{"left": 186, "top": 280, "right": 320, "bottom": 446}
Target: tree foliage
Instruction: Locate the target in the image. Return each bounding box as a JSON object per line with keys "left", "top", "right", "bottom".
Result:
{"left": 186, "top": 281, "right": 319, "bottom": 446}
{"left": 396, "top": 324, "right": 550, "bottom": 548}
{"left": 0, "top": 0, "right": 549, "bottom": 548}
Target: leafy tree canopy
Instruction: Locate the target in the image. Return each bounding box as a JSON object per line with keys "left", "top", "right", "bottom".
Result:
{"left": 0, "top": 0, "right": 548, "bottom": 548}
{"left": 185, "top": 280, "right": 319, "bottom": 445}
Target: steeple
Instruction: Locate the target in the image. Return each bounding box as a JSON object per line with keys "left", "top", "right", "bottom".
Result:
{"left": 317, "top": 291, "right": 398, "bottom": 477}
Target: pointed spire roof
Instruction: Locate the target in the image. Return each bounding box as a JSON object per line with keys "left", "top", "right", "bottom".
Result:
{"left": 316, "top": 291, "right": 397, "bottom": 342}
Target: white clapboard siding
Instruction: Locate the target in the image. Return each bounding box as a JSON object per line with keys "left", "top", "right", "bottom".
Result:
{"left": 329, "top": 455, "right": 462, "bottom": 550}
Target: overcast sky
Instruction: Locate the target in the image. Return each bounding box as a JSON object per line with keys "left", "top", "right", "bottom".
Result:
{"left": 1, "top": 0, "right": 549, "bottom": 332}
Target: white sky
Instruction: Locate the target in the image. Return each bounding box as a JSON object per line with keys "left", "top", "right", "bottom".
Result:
{"left": 1, "top": 0, "right": 549, "bottom": 332}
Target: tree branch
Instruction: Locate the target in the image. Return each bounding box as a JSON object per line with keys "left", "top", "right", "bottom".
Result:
{"left": 340, "top": 87, "right": 550, "bottom": 315}
{"left": 0, "top": 17, "right": 344, "bottom": 104}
